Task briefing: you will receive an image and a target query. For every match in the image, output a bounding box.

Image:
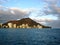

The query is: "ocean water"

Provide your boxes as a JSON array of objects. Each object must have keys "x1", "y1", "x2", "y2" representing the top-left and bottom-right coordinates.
[{"x1": 0, "y1": 28, "x2": 60, "y2": 45}]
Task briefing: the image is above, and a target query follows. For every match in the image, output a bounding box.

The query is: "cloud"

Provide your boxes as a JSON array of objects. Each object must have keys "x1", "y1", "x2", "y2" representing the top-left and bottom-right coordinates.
[
  {"x1": 42, "y1": 0, "x2": 60, "y2": 28},
  {"x1": 31, "y1": 16, "x2": 55, "y2": 25},
  {"x1": 0, "y1": 6, "x2": 31, "y2": 23},
  {"x1": 46, "y1": 20, "x2": 60, "y2": 28},
  {"x1": 44, "y1": 0, "x2": 60, "y2": 16}
]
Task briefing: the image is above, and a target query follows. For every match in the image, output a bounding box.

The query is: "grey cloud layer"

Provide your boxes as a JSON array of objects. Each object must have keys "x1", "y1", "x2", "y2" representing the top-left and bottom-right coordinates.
[
  {"x1": 43, "y1": 0, "x2": 60, "y2": 28},
  {"x1": 0, "y1": 7, "x2": 31, "y2": 23},
  {"x1": 44, "y1": 0, "x2": 60, "y2": 16}
]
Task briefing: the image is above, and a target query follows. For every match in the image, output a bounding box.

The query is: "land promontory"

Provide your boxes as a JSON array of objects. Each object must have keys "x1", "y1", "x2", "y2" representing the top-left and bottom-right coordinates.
[{"x1": 2, "y1": 18, "x2": 51, "y2": 28}]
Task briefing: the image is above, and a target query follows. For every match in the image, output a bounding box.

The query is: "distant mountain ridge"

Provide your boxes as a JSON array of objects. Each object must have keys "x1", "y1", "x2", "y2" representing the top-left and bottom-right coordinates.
[{"x1": 2, "y1": 18, "x2": 51, "y2": 28}]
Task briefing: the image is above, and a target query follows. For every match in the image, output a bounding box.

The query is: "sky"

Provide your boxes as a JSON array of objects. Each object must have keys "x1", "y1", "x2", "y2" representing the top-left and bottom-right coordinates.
[{"x1": 0, "y1": 0, "x2": 60, "y2": 28}]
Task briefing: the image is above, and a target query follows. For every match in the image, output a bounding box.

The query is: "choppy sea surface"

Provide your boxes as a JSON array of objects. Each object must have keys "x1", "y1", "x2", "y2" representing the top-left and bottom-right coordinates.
[{"x1": 0, "y1": 28, "x2": 60, "y2": 45}]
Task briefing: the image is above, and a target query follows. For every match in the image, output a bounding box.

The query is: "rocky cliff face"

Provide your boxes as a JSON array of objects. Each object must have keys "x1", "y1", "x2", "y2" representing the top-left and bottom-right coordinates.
[{"x1": 2, "y1": 18, "x2": 51, "y2": 28}]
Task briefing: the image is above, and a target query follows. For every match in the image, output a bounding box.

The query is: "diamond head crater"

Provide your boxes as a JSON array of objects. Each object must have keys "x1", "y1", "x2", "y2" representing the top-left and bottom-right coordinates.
[{"x1": 0, "y1": 18, "x2": 51, "y2": 28}]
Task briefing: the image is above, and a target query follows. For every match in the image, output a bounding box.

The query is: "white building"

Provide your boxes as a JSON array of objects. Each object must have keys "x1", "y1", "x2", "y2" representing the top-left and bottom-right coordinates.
[
  {"x1": 13, "y1": 24, "x2": 16, "y2": 28},
  {"x1": 17, "y1": 26, "x2": 20, "y2": 28},
  {"x1": 33, "y1": 25, "x2": 36, "y2": 28},
  {"x1": 37, "y1": 25, "x2": 42, "y2": 28},
  {"x1": 0, "y1": 23, "x2": 2, "y2": 28},
  {"x1": 8, "y1": 23, "x2": 13, "y2": 28},
  {"x1": 25, "y1": 24, "x2": 30, "y2": 28},
  {"x1": 22, "y1": 24, "x2": 26, "y2": 28},
  {"x1": 19, "y1": 25, "x2": 22, "y2": 28}
]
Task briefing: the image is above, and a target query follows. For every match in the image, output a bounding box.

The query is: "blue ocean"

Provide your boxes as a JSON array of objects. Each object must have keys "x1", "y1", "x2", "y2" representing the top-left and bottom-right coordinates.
[{"x1": 0, "y1": 28, "x2": 60, "y2": 45}]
